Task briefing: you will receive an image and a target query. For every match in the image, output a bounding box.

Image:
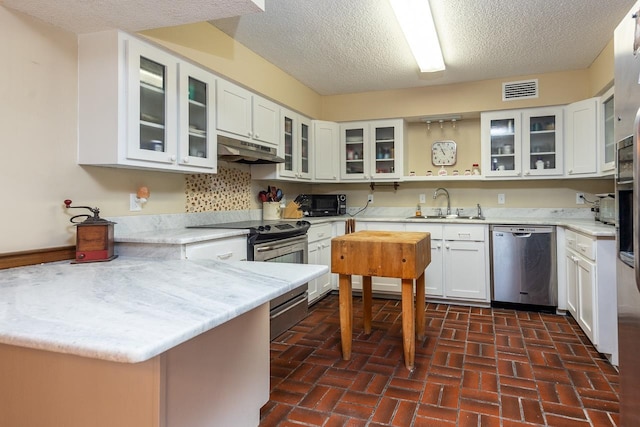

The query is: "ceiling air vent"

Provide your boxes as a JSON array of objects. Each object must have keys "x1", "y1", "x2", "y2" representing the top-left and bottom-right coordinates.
[{"x1": 502, "y1": 79, "x2": 538, "y2": 101}]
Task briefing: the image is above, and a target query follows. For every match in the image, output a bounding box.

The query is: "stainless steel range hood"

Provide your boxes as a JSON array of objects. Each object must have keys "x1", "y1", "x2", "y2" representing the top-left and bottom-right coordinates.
[{"x1": 217, "y1": 135, "x2": 285, "y2": 164}]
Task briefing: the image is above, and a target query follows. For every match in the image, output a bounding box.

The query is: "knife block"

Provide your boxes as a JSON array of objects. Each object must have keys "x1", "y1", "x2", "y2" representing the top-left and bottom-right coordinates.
[{"x1": 282, "y1": 201, "x2": 303, "y2": 219}]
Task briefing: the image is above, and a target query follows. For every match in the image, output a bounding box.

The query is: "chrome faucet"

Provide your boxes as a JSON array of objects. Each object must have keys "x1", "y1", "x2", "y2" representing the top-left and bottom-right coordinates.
[{"x1": 433, "y1": 188, "x2": 451, "y2": 215}]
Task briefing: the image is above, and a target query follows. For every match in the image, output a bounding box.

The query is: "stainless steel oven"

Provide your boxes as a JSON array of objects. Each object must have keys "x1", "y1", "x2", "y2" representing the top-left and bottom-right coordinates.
[{"x1": 188, "y1": 220, "x2": 311, "y2": 340}]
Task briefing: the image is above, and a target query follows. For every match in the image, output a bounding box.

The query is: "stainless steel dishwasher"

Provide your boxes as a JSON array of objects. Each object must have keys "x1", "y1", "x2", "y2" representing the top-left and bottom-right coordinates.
[{"x1": 490, "y1": 225, "x2": 557, "y2": 312}]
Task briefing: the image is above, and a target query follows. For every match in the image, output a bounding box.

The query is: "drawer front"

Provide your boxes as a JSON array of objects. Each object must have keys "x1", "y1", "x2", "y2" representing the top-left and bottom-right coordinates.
[
  {"x1": 405, "y1": 223, "x2": 443, "y2": 240},
  {"x1": 185, "y1": 237, "x2": 247, "y2": 261},
  {"x1": 308, "y1": 223, "x2": 333, "y2": 243},
  {"x1": 576, "y1": 233, "x2": 596, "y2": 261},
  {"x1": 565, "y1": 230, "x2": 577, "y2": 251},
  {"x1": 444, "y1": 224, "x2": 485, "y2": 241}
]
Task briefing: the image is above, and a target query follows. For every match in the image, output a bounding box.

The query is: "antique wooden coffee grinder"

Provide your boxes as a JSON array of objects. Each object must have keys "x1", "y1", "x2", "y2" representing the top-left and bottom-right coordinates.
[{"x1": 64, "y1": 199, "x2": 117, "y2": 263}]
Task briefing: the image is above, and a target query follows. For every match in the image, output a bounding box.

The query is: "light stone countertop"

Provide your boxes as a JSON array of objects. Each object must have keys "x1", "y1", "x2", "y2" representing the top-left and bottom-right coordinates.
[
  {"x1": 0, "y1": 258, "x2": 328, "y2": 363},
  {"x1": 113, "y1": 214, "x2": 615, "y2": 245}
]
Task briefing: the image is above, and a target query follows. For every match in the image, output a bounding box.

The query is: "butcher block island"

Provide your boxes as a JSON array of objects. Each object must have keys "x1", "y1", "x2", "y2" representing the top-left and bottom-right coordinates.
[
  {"x1": 331, "y1": 230, "x2": 431, "y2": 369},
  {"x1": 0, "y1": 258, "x2": 328, "y2": 427}
]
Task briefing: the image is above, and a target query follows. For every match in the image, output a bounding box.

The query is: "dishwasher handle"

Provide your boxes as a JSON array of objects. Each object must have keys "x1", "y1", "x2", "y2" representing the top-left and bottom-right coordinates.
[{"x1": 513, "y1": 232, "x2": 532, "y2": 238}]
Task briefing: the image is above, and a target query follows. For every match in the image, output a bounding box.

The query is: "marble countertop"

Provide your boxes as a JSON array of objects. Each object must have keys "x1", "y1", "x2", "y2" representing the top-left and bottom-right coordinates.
[
  {"x1": 114, "y1": 215, "x2": 615, "y2": 245},
  {"x1": 0, "y1": 258, "x2": 328, "y2": 363}
]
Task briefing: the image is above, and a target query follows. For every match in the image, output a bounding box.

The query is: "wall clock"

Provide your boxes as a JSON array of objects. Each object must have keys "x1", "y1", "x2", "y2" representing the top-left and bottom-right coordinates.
[{"x1": 431, "y1": 140, "x2": 457, "y2": 166}]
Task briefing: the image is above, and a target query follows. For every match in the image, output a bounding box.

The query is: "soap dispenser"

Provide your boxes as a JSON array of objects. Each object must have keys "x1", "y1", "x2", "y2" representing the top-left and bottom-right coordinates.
[{"x1": 416, "y1": 204, "x2": 422, "y2": 217}]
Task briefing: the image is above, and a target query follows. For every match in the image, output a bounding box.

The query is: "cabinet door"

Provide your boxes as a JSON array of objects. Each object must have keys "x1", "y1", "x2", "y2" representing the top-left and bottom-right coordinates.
[
  {"x1": 341, "y1": 122, "x2": 369, "y2": 180},
  {"x1": 370, "y1": 120, "x2": 403, "y2": 180},
  {"x1": 313, "y1": 120, "x2": 339, "y2": 181},
  {"x1": 565, "y1": 253, "x2": 578, "y2": 318},
  {"x1": 522, "y1": 108, "x2": 563, "y2": 176},
  {"x1": 177, "y1": 62, "x2": 217, "y2": 171},
  {"x1": 216, "y1": 79, "x2": 252, "y2": 139},
  {"x1": 317, "y1": 240, "x2": 332, "y2": 296},
  {"x1": 298, "y1": 117, "x2": 312, "y2": 179},
  {"x1": 444, "y1": 240, "x2": 487, "y2": 300},
  {"x1": 307, "y1": 243, "x2": 320, "y2": 302},
  {"x1": 252, "y1": 95, "x2": 280, "y2": 147},
  {"x1": 481, "y1": 111, "x2": 522, "y2": 177},
  {"x1": 577, "y1": 257, "x2": 597, "y2": 344},
  {"x1": 126, "y1": 39, "x2": 178, "y2": 164},
  {"x1": 280, "y1": 110, "x2": 297, "y2": 178},
  {"x1": 600, "y1": 88, "x2": 615, "y2": 174},
  {"x1": 566, "y1": 98, "x2": 598, "y2": 176},
  {"x1": 405, "y1": 223, "x2": 444, "y2": 297}
]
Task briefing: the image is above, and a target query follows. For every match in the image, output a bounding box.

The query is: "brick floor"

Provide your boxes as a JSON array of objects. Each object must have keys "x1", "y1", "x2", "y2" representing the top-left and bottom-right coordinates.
[{"x1": 260, "y1": 294, "x2": 619, "y2": 426}]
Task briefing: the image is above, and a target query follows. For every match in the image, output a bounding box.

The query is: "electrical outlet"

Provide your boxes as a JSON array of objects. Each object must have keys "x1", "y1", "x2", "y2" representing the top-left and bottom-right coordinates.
[
  {"x1": 367, "y1": 194, "x2": 374, "y2": 203},
  {"x1": 576, "y1": 192, "x2": 585, "y2": 204},
  {"x1": 129, "y1": 193, "x2": 142, "y2": 211},
  {"x1": 498, "y1": 193, "x2": 506, "y2": 205},
  {"x1": 419, "y1": 194, "x2": 426, "y2": 204}
]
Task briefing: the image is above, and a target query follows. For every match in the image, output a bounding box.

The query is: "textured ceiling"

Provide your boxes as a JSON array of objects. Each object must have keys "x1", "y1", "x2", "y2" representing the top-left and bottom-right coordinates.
[
  {"x1": 211, "y1": 0, "x2": 638, "y2": 95},
  {"x1": 0, "y1": 0, "x2": 264, "y2": 33},
  {"x1": 3, "y1": 0, "x2": 636, "y2": 96}
]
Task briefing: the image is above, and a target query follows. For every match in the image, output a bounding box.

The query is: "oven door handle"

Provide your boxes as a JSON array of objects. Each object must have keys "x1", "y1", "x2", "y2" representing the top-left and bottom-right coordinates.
[
  {"x1": 256, "y1": 246, "x2": 274, "y2": 253},
  {"x1": 269, "y1": 293, "x2": 308, "y2": 320}
]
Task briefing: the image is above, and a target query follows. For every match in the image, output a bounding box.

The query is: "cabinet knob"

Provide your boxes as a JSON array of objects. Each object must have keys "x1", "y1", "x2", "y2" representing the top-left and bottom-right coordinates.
[
  {"x1": 248, "y1": 131, "x2": 253, "y2": 137},
  {"x1": 569, "y1": 169, "x2": 573, "y2": 174},
  {"x1": 255, "y1": 133, "x2": 260, "y2": 139},
  {"x1": 183, "y1": 157, "x2": 189, "y2": 163},
  {"x1": 436, "y1": 244, "x2": 442, "y2": 249},
  {"x1": 170, "y1": 155, "x2": 176, "y2": 161},
  {"x1": 524, "y1": 170, "x2": 530, "y2": 175},
  {"x1": 445, "y1": 244, "x2": 450, "y2": 250}
]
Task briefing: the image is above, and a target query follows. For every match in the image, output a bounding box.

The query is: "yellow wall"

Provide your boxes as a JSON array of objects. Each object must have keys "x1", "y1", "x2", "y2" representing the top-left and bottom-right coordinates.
[
  {"x1": 140, "y1": 23, "x2": 323, "y2": 119},
  {"x1": 0, "y1": 7, "x2": 187, "y2": 253}
]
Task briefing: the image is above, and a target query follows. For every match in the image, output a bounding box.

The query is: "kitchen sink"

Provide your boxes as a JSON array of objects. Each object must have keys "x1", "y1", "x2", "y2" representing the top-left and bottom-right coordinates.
[{"x1": 406, "y1": 215, "x2": 485, "y2": 221}]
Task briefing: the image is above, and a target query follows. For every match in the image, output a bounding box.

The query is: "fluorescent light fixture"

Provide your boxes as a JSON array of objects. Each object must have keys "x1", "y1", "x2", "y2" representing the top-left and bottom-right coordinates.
[{"x1": 389, "y1": 0, "x2": 445, "y2": 72}]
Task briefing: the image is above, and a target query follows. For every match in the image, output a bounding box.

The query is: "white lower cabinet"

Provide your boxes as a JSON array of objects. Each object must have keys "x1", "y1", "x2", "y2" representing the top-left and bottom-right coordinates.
[
  {"x1": 185, "y1": 237, "x2": 247, "y2": 261},
  {"x1": 406, "y1": 223, "x2": 489, "y2": 302},
  {"x1": 564, "y1": 229, "x2": 617, "y2": 364},
  {"x1": 307, "y1": 223, "x2": 333, "y2": 303}
]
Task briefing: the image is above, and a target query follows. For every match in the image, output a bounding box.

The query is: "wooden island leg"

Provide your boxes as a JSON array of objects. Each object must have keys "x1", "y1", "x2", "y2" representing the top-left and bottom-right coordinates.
[
  {"x1": 416, "y1": 273, "x2": 426, "y2": 340},
  {"x1": 401, "y1": 278, "x2": 415, "y2": 369},
  {"x1": 338, "y1": 274, "x2": 353, "y2": 360},
  {"x1": 362, "y1": 276, "x2": 372, "y2": 334}
]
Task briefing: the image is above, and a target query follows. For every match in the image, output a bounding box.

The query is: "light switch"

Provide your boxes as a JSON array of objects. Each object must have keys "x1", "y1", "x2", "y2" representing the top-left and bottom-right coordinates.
[{"x1": 498, "y1": 194, "x2": 506, "y2": 205}]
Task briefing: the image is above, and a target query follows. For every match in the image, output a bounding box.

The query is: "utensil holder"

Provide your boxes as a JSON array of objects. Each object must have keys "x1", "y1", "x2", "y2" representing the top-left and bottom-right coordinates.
[{"x1": 263, "y1": 202, "x2": 281, "y2": 220}]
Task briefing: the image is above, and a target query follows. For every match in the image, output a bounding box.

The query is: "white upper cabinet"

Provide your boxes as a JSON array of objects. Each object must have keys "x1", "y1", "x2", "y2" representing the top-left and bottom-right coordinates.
[
  {"x1": 599, "y1": 87, "x2": 615, "y2": 175},
  {"x1": 216, "y1": 79, "x2": 279, "y2": 148},
  {"x1": 313, "y1": 120, "x2": 340, "y2": 182},
  {"x1": 78, "y1": 30, "x2": 217, "y2": 173},
  {"x1": 481, "y1": 111, "x2": 522, "y2": 177},
  {"x1": 252, "y1": 109, "x2": 312, "y2": 181},
  {"x1": 522, "y1": 107, "x2": 564, "y2": 177},
  {"x1": 340, "y1": 119, "x2": 405, "y2": 181},
  {"x1": 565, "y1": 98, "x2": 598, "y2": 177},
  {"x1": 481, "y1": 107, "x2": 563, "y2": 178}
]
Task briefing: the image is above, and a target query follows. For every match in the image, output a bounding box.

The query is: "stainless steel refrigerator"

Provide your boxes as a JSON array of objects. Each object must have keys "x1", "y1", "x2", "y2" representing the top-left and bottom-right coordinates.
[{"x1": 614, "y1": 2, "x2": 640, "y2": 424}]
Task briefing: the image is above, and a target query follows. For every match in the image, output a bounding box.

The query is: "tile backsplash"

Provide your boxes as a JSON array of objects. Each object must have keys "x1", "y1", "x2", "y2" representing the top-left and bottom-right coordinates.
[{"x1": 185, "y1": 165, "x2": 252, "y2": 212}]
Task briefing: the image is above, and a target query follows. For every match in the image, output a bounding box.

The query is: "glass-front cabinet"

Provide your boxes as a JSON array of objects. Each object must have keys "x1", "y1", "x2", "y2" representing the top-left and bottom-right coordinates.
[
  {"x1": 481, "y1": 111, "x2": 521, "y2": 177},
  {"x1": 600, "y1": 88, "x2": 615, "y2": 173},
  {"x1": 481, "y1": 107, "x2": 563, "y2": 178},
  {"x1": 277, "y1": 109, "x2": 311, "y2": 180},
  {"x1": 127, "y1": 41, "x2": 178, "y2": 164},
  {"x1": 340, "y1": 119, "x2": 404, "y2": 180},
  {"x1": 178, "y1": 62, "x2": 216, "y2": 169},
  {"x1": 78, "y1": 30, "x2": 217, "y2": 173},
  {"x1": 522, "y1": 108, "x2": 563, "y2": 177}
]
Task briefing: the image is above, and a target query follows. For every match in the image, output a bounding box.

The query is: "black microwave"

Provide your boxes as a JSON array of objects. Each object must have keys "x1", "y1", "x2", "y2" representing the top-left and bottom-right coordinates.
[{"x1": 296, "y1": 194, "x2": 346, "y2": 217}]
